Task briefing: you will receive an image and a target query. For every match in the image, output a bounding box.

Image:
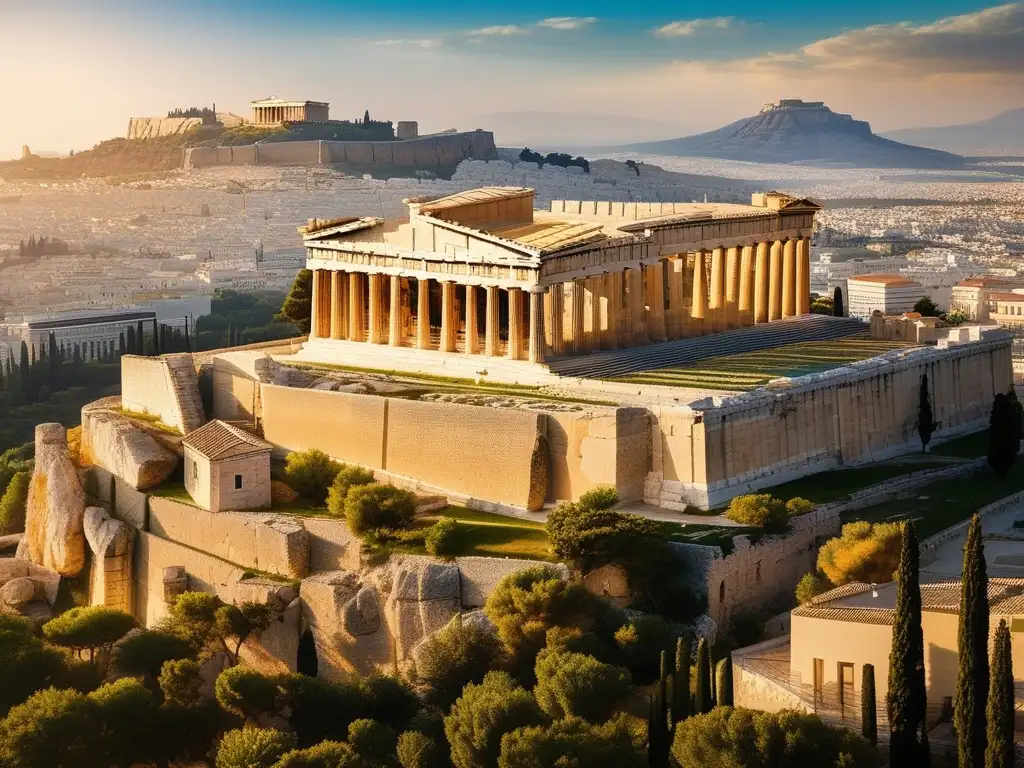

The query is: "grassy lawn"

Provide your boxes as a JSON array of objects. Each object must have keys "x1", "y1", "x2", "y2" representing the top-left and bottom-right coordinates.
[
  {"x1": 398, "y1": 507, "x2": 553, "y2": 561},
  {"x1": 766, "y1": 462, "x2": 930, "y2": 506},
  {"x1": 608, "y1": 336, "x2": 914, "y2": 391},
  {"x1": 841, "y1": 459, "x2": 1024, "y2": 539},
  {"x1": 930, "y1": 429, "x2": 988, "y2": 459}
]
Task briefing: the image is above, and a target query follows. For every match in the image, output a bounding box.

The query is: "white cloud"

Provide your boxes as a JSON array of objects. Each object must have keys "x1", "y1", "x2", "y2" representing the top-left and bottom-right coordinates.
[
  {"x1": 373, "y1": 38, "x2": 442, "y2": 49},
  {"x1": 537, "y1": 17, "x2": 598, "y2": 30},
  {"x1": 655, "y1": 17, "x2": 733, "y2": 37},
  {"x1": 469, "y1": 25, "x2": 526, "y2": 36}
]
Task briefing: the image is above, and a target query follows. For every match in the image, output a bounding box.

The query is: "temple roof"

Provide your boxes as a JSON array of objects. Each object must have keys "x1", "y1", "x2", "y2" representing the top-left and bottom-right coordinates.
[
  {"x1": 183, "y1": 420, "x2": 271, "y2": 461},
  {"x1": 484, "y1": 219, "x2": 608, "y2": 254},
  {"x1": 417, "y1": 187, "x2": 533, "y2": 215},
  {"x1": 300, "y1": 217, "x2": 383, "y2": 241}
]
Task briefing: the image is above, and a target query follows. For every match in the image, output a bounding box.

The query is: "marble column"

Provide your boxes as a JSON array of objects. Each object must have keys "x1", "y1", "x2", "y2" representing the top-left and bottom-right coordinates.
[
  {"x1": 583, "y1": 277, "x2": 597, "y2": 349},
  {"x1": 367, "y1": 273, "x2": 385, "y2": 344},
  {"x1": 529, "y1": 290, "x2": 545, "y2": 363},
  {"x1": 416, "y1": 278, "x2": 431, "y2": 349},
  {"x1": 628, "y1": 267, "x2": 646, "y2": 344},
  {"x1": 647, "y1": 261, "x2": 667, "y2": 342},
  {"x1": 348, "y1": 273, "x2": 365, "y2": 342},
  {"x1": 796, "y1": 237, "x2": 811, "y2": 315},
  {"x1": 725, "y1": 246, "x2": 741, "y2": 328},
  {"x1": 465, "y1": 285, "x2": 479, "y2": 354},
  {"x1": 507, "y1": 288, "x2": 524, "y2": 360},
  {"x1": 782, "y1": 239, "x2": 797, "y2": 318},
  {"x1": 605, "y1": 271, "x2": 622, "y2": 349},
  {"x1": 754, "y1": 242, "x2": 769, "y2": 324},
  {"x1": 668, "y1": 256, "x2": 685, "y2": 339},
  {"x1": 330, "y1": 271, "x2": 347, "y2": 340},
  {"x1": 485, "y1": 286, "x2": 500, "y2": 356},
  {"x1": 739, "y1": 245, "x2": 755, "y2": 327},
  {"x1": 569, "y1": 279, "x2": 586, "y2": 354},
  {"x1": 768, "y1": 241, "x2": 783, "y2": 322},
  {"x1": 440, "y1": 282, "x2": 457, "y2": 352},
  {"x1": 709, "y1": 247, "x2": 726, "y2": 332},
  {"x1": 310, "y1": 269, "x2": 321, "y2": 339},
  {"x1": 389, "y1": 275, "x2": 403, "y2": 346},
  {"x1": 691, "y1": 250, "x2": 708, "y2": 331},
  {"x1": 544, "y1": 285, "x2": 565, "y2": 357}
]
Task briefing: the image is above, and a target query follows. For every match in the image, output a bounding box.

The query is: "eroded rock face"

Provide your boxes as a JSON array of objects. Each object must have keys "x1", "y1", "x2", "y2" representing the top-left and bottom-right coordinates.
[
  {"x1": 84, "y1": 507, "x2": 133, "y2": 560},
  {"x1": 1, "y1": 577, "x2": 35, "y2": 607},
  {"x1": 80, "y1": 399, "x2": 179, "y2": 490},
  {"x1": 18, "y1": 423, "x2": 86, "y2": 577},
  {"x1": 381, "y1": 556, "x2": 460, "y2": 662}
]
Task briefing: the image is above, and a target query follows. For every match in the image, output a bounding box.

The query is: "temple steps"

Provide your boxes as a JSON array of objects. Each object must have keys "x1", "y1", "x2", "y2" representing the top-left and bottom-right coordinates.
[{"x1": 546, "y1": 315, "x2": 869, "y2": 380}]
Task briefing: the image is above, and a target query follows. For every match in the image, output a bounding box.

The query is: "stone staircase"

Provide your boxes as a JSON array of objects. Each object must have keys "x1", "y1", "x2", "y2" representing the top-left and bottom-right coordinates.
[
  {"x1": 546, "y1": 315, "x2": 870, "y2": 379},
  {"x1": 164, "y1": 354, "x2": 206, "y2": 433}
]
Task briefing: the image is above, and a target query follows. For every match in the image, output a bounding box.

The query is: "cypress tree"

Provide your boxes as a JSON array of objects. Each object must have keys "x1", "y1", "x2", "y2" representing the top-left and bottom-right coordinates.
[
  {"x1": 153, "y1": 320, "x2": 161, "y2": 355},
  {"x1": 126, "y1": 326, "x2": 136, "y2": 355},
  {"x1": 715, "y1": 657, "x2": 733, "y2": 707},
  {"x1": 862, "y1": 663, "x2": 877, "y2": 745},
  {"x1": 918, "y1": 374, "x2": 935, "y2": 452},
  {"x1": 888, "y1": 522, "x2": 929, "y2": 767},
  {"x1": 647, "y1": 692, "x2": 669, "y2": 768},
  {"x1": 118, "y1": 332, "x2": 126, "y2": 357},
  {"x1": 137, "y1": 321, "x2": 145, "y2": 354},
  {"x1": 47, "y1": 332, "x2": 59, "y2": 388},
  {"x1": 695, "y1": 638, "x2": 712, "y2": 715},
  {"x1": 833, "y1": 285, "x2": 844, "y2": 317},
  {"x1": 19, "y1": 341, "x2": 30, "y2": 394},
  {"x1": 954, "y1": 514, "x2": 989, "y2": 768},
  {"x1": 672, "y1": 636, "x2": 691, "y2": 725},
  {"x1": 988, "y1": 393, "x2": 1020, "y2": 477},
  {"x1": 184, "y1": 322, "x2": 191, "y2": 352},
  {"x1": 659, "y1": 650, "x2": 669, "y2": 722},
  {"x1": 984, "y1": 619, "x2": 1014, "y2": 768}
]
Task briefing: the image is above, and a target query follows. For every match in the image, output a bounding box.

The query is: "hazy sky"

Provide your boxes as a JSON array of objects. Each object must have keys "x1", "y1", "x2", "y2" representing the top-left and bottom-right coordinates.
[{"x1": 2, "y1": 0, "x2": 1023, "y2": 159}]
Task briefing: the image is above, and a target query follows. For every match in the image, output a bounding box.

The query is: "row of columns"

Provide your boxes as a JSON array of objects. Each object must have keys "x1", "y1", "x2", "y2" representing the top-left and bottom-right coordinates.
[
  {"x1": 253, "y1": 106, "x2": 304, "y2": 124},
  {"x1": 310, "y1": 270, "x2": 546, "y2": 363},
  {"x1": 544, "y1": 237, "x2": 811, "y2": 355}
]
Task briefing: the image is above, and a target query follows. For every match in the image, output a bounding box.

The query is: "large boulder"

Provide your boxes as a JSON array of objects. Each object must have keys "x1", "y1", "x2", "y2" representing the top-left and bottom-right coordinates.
[
  {"x1": 80, "y1": 399, "x2": 179, "y2": 490},
  {"x1": 84, "y1": 506, "x2": 134, "y2": 560},
  {"x1": 18, "y1": 423, "x2": 86, "y2": 577},
  {"x1": 380, "y1": 556, "x2": 460, "y2": 661}
]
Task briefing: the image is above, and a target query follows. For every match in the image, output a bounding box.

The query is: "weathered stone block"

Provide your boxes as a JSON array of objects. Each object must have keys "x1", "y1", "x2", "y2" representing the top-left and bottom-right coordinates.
[
  {"x1": 81, "y1": 403, "x2": 179, "y2": 490},
  {"x1": 1, "y1": 577, "x2": 35, "y2": 607},
  {"x1": 342, "y1": 587, "x2": 380, "y2": 636}
]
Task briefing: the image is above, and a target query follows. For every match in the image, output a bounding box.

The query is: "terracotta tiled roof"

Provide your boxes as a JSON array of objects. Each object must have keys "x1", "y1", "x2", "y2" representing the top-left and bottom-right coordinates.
[
  {"x1": 808, "y1": 582, "x2": 875, "y2": 605},
  {"x1": 792, "y1": 605, "x2": 895, "y2": 625},
  {"x1": 987, "y1": 292, "x2": 1024, "y2": 303},
  {"x1": 849, "y1": 274, "x2": 921, "y2": 287},
  {"x1": 182, "y1": 420, "x2": 271, "y2": 461},
  {"x1": 955, "y1": 279, "x2": 1016, "y2": 288}
]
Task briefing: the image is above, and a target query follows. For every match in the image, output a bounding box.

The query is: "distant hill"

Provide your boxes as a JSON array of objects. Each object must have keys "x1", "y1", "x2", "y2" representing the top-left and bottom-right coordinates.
[
  {"x1": 609, "y1": 100, "x2": 965, "y2": 169},
  {"x1": 464, "y1": 112, "x2": 688, "y2": 151},
  {"x1": 881, "y1": 108, "x2": 1024, "y2": 156}
]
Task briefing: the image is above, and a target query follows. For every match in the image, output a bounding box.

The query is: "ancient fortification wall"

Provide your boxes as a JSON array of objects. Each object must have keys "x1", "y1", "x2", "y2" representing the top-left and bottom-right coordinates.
[
  {"x1": 183, "y1": 131, "x2": 497, "y2": 170},
  {"x1": 646, "y1": 333, "x2": 1013, "y2": 509},
  {"x1": 126, "y1": 117, "x2": 202, "y2": 140},
  {"x1": 259, "y1": 384, "x2": 548, "y2": 509},
  {"x1": 121, "y1": 354, "x2": 205, "y2": 434}
]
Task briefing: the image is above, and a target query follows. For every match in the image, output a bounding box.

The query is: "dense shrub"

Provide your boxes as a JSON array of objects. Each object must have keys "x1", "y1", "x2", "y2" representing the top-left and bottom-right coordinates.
[
  {"x1": 576, "y1": 485, "x2": 619, "y2": 511},
  {"x1": 424, "y1": 517, "x2": 461, "y2": 557},
  {"x1": 284, "y1": 449, "x2": 342, "y2": 504},
  {"x1": 0, "y1": 687, "x2": 101, "y2": 768},
  {"x1": 785, "y1": 497, "x2": 815, "y2": 517},
  {"x1": 397, "y1": 730, "x2": 449, "y2": 768},
  {"x1": 444, "y1": 671, "x2": 544, "y2": 768},
  {"x1": 817, "y1": 521, "x2": 903, "y2": 587},
  {"x1": 88, "y1": 678, "x2": 164, "y2": 768},
  {"x1": 114, "y1": 630, "x2": 193, "y2": 681},
  {"x1": 215, "y1": 666, "x2": 281, "y2": 722},
  {"x1": 416, "y1": 615, "x2": 507, "y2": 708},
  {"x1": 0, "y1": 470, "x2": 30, "y2": 534},
  {"x1": 0, "y1": 614, "x2": 76, "y2": 716},
  {"x1": 42, "y1": 606, "x2": 136, "y2": 665},
  {"x1": 279, "y1": 673, "x2": 363, "y2": 746},
  {"x1": 671, "y1": 707, "x2": 876, "y2": 768},
  {"x1": 533, "y1": 648, "x2": 631, "y2": 722},
  {"x1": 498, "y1": 714, "x2": 645, "y2": 768},
  {"x1": 273, "y1": 740, "x2": 362, "y2": 767},
  {"x1": 795, "y1": 572, "x2": 831, "y2": 605},
  {"x1": 613, "y1": 614, "x2": 677, "y2": 681},
  {"x1": 546, "y1": 502, "x2": 660, "y2": 573},
  {"x1": 357, "y1": 674, "x2": 421, "y2": 731},
  {"x1": 348, "y1": 718, "x2": 398, "y2": 764},
  {"x1": 345, "y1": 483, "x2": 417, "y2": 535},
  {"x1": 326, "y1": 464, "x2": 377, "y2": 516},
  {"x1": 723, "y1": 494, "x2": 808, "y2": 532},
  {"x1": 217, "y1": 727, "x2": 297, "y2": 768},
  {"x1": 159, "y1": 658, "x2": 203, "y2": 707}
]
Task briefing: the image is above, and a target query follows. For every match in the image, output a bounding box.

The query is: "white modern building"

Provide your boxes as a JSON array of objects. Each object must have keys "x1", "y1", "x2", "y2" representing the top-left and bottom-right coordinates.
[
  {"x1": 846, "y1": 274, "x2": 926, "y2": 320},
  {"x1": 0, "y1": 308, "x2": 157, "y2": 361}
]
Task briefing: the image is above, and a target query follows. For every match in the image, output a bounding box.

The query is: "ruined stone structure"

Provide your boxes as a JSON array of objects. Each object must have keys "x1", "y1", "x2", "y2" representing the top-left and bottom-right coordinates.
[
  {"x1": 251, "y1": 96, "x2": 330, "y2": 125},
  {"x1": 120, "y1": 354, "x2": 205, "y2": 433},
  {"x1": 298, "y1": 188, "x2": 817, "y2": 376}
]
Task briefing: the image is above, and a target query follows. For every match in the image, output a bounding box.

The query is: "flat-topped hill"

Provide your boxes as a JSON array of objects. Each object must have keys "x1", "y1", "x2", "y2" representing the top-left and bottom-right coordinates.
[{"x1": 615, "y1": 100, "x2": 966, "y2": 169}]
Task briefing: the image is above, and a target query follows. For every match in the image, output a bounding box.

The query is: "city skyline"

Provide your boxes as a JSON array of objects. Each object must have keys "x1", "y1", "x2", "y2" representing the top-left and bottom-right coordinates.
[{"x1": 2, "y1": 0, "x2": 1023, "y2": 159}]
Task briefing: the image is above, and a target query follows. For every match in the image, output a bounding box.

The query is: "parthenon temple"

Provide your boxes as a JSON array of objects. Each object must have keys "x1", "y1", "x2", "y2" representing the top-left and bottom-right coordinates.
[
  {"x1": 250, "y1": 96, "x2": 330, "y2": 125},
  {"x1": 298, "y1": 187, "x2": 819, "y2": 377}
]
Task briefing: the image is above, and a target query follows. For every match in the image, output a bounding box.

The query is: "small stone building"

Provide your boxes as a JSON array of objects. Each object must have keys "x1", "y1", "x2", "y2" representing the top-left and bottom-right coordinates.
[{"x1": 182, "y1": 420, "x2": 272, "y2": 513}]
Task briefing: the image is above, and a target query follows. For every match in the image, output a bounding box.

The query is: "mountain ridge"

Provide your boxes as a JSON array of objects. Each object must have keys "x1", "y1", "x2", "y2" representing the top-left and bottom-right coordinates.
[{"x1": 881, "y1": 108, "x2": 1024, "y2": 156}]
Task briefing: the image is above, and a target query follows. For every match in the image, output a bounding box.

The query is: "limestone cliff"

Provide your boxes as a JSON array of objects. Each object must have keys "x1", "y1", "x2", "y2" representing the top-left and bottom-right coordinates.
[
  {"x1": 80, "y1": 397, "x2": 181, "y2": 490},
  {"x1": 18, "y1": 424, "x2": 86, "y2": 577}
]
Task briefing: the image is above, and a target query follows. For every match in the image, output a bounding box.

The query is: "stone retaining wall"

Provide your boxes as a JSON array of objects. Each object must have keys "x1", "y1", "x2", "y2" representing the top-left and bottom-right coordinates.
[{"x1": 121, "y1": 354, "x2": 205, "y2": 434}]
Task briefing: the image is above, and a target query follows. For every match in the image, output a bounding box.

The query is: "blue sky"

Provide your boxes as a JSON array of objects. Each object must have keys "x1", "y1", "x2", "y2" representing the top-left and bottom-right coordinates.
[{"x1": 2, "y1": 1, "x2": 1022, "y2": 158}]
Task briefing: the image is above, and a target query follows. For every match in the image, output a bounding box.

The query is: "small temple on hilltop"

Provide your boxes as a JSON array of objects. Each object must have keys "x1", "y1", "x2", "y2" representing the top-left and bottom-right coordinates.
[{"x1": 295, "y1": 187, "x2": 820, "y2": 378}]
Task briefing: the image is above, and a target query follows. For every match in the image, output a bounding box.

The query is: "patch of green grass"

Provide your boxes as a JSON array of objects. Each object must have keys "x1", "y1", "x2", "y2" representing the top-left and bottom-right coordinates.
[
  {"x1": 655, "y1": 521, "x2": 761, "y2": 554},
  {"x1": 930, "y1": 430, "x2": 987, "y2": 459},
  {"x1": 149, "y1": 481, "x2": 195, "y2": 505},
  {"x1": 408, "y1": 506, "x2": 553, "y2": 561},
  {"x1": 766, "y1": 463, "x2": 929, "y2": 506},
  {"x1": 608, "y1": 336, "x2": 915, "y2": 391},
  {"x1": 843, "y1": 459, "x2": 1024, "y2": 539},
  {"x1": 121, "y1": 409, "x2": 181, "y2": 435}
]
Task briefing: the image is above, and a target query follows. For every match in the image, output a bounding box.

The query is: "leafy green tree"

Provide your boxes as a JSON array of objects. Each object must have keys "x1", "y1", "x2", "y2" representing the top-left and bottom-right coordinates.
[
  {"x1": 0, "y1": 687, "x2": 102, "y2": 768},
  {"x1": 613, "y1": 614, "x2": 676, "y2": 682},
  {"x1": 913, "y1": 296, "x2": 940, "y2": 317},
  {"x1": 161, "y1": 591, "x2": 273, "y2": 664},
  {"x1": 276, "y1": 269, "x2": 313, "y2": 334},
  {"x1": 215, "y1": 665, "x2": 281, "y2": 723},
  {"x1": 499, "y1": 714, "x2": 644, "y2": 768},
  {"x1": 216, "y1": 727, "x2": 297, "y2": 768},
  {"x1": 862, "y1": 663, "x2": 877, "y2": 745},
  {"x1": 795, "y1": 572, "x2": 830, "y2": 605},
  {"x1": 114, "y1": 629, "x2": 193, "y2": 685},
  {"x1": 425, "y1": 517, "x2": 460, "y2": 557},
  {"x1": 273, "y1": 740, "x2": 362, "y2": 767},
  {"x1": 533, "y1": 647, "x2": 631, "y2": 723},
  {"x1": 0, "y1": 615, "x2": 79, "y2": 717},
  {"x1": 416, "y1": 614, "x2": 508, "y2": 708},
  {"x1": 397, "y1": 730, "x2": 449, "y2": 768},
  {"x1": 671, "y1": 707, "x2": 876, "y2": 768},
  {"x1": 444, "y1": 671, "x2": 544, "y2": 768},
  {"x1": 694, "y1": 638, "x2": 712, "y2": 714},
  {"x1": 715, "y1": 657, "x2": 733, "y2": 707},
  {"x1": 918, "y1": 374, "x2": 936, "y2": 451},
  {"x1": 348, "y1": 718, "x2": 398, "y2": 765},
  {"x1": 985, "y1": 620, "x2": 1015, "y2": 768},
  {"x1": 217, "y1": 601, "x2": 274, "y2": 664},
  {"x1": 887, "y1": 523, "x2": 929, "y2": 766},
  {"x1": 278, "y1": 673, "x2": 363, "y2": 746},
  {"x1": 284, "y1": 448, "x2": 342, "y2": 504},
  {"x1": 988, "y1": 392, "x2": 1020, "y2": 477},
  {"x1": 0, "y1": 470, "x2": 30, "y2": 534},
  {"x1": 955, "y1": 514, "x2": 989, "y2": 768},
  {"x1": 345, "y1": 483, "x2": 417, "y2": 535},
  {"x1": 357, "y1": 674, "x2": 421, "y2": 732},
  {"x1": 673, "y1": 636, "x2": 691, "y2": 725},
  {"x1": 159, "y1": 657, "x2": 204, "y2": 707},
  {"x1": 88, "y1": 678, "x2": 164, "y2": 768},
  {"x1": 326, "y1": 464, "x2": 376, "y2": 516},
  {"x1": 816, "y1": 521, "x2": 904, "y2": 587},
  {"x1": 546, "y1": 499, "x2": 660, "y2": 573},
  {"x1": 42, "y1": 606, "x2": 136, "y2": 666},
  {"x1": 833, "y1": 286, "x2": 845, "y2": 317},
  {"x1": 723, "y1": 493, "x2": 790, "y2": 531}
]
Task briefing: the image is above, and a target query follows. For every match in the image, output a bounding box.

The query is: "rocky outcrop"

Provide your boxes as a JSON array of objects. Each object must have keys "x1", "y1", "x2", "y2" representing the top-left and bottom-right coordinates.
[
  {"x1": 0, "y1": 556, "x2": 61, "y2": 620},
  {"x1": 81, "y1": 399, "x2": 180, "y2": 490},
  {"x1": 18, "y1": 423, "x2": 86, "y2": 577},
  {"x1": 84, "y1": 506, "x2": 136, "y2": 612},
  {"x1": 382, "y1": 556, "x2": 461, "y2": 662}
]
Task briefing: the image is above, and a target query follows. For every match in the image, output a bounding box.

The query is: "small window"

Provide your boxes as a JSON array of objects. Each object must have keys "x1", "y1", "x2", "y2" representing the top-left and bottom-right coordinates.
[
  {"x1": 234, "y1": 474, "x2": 243, "y2": 490},
  {"x1": 192, "y1": 460, "x2": 198, "y2": 480},
  {"x1": 755, "y1": 561, "x2": 762, "y2": 584}
]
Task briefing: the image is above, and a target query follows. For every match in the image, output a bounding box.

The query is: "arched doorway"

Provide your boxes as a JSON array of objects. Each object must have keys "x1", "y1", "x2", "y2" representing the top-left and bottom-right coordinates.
[{"x1": 297, "y1": 629, "x2": 319, "y2": 677}]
